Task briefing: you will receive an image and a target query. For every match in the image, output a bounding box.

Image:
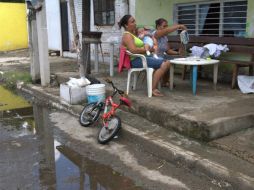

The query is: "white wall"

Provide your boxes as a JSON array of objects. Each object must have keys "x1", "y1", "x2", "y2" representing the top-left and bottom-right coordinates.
[
  {"x1": 45, "y1": 0, "x2": 62, "y2": 52},
  {"x1": 90, "y1": 0, "x2": 129, "y2": 62},
  {"x1": 63, "y1": 0, "x2": 131, "y2": 61}
]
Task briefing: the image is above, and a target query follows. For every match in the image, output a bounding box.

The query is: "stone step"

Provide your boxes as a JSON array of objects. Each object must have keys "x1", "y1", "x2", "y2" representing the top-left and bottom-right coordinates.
[
  {"x1": 54, "y1": 70, "x2": 254, "y2": 141},
  {"x1": 124, "y1": 92, "x2": 254, "y2": 141},
  {"x1": 117, "y1": 109, "x2": 254, "y2": 190},
  {"x1": 210, "y1": 127, "x2": 254, "y2": 165},
  {"x1": 19, "y1": 84, "x2": 254, "y2": 189}
]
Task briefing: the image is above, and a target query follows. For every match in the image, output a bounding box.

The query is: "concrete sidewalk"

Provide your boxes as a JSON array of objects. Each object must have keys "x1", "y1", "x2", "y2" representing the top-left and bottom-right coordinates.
[
  {"x1": 1, "y1": 50, "x2": 254, "y2": 188},
  {"x1": 56, "y1": 66, "x2": 254, "y2": 163},
  {"x1": 17, "y1": 81, "x2": 254, "y2": 189},
  {"x1": 1, "y1": 50, "x2": 253, "y2": 149},
  {"x1": 1, "y1": 50, "x2": 253, "y2": 155}
]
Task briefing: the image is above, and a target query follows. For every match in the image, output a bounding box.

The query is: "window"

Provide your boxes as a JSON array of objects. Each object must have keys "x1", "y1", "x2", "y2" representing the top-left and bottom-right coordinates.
[
  {"x1": 94, "y1": 0, "x2": 115, "y2": 26},
  {"x1": 175, "y1": 0, "x2": 247, "y2": 37}
]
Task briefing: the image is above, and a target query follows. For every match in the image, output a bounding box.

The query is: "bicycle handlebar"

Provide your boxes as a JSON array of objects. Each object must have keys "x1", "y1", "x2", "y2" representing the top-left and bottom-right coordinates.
[{"x1": 104, "y1": 78, "x2": 125, "y2": 96}]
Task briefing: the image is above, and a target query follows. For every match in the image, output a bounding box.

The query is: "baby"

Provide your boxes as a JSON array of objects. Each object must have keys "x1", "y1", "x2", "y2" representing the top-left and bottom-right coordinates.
[{"x1": 137, "y1": 27, "x2": 159, "y2": 59}]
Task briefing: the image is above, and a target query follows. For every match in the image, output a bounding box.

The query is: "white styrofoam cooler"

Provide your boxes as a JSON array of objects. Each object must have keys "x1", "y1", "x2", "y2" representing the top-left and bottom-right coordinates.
[{"x1": 60, "y1": 84, "x2": 86, "y2": 104}]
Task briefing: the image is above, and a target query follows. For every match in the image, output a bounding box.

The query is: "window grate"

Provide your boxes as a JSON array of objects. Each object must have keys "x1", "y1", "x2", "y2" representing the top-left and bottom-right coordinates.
[
  {"x1": 175, "y1": 0, "x2": 247, "y2": 37},
  {"x1": 94, "y1": 0, "x2": 115, "y2": 26}
]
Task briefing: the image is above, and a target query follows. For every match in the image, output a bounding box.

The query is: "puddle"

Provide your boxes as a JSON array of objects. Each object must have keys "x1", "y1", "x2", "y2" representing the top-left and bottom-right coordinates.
[
  {"x1": 53, "y1": 142, "x2": 143, "y2": 190},
  {"x1": 0, "y1": 87, "x2": 143, "y2": 190},
  {"x1": 0, "y1": 85, "x2": 31, "y2": 111},
  {"x1": 35, "y1": 104, "x2": 144, "y2": 190},
  {"x1": 0, "y1": 107, "x2": 35, "y2": 138}
]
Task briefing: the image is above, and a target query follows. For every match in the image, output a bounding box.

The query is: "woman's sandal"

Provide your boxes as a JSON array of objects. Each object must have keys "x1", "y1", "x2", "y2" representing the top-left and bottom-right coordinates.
[{"x1": 152, "y1": 89, "x2": 164, "y2": 97}]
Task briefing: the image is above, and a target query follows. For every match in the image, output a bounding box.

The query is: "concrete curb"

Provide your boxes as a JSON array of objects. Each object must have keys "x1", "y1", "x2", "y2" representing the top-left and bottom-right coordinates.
[
  {"x1": 122, "y1": 124, "x2": 254, "y2": 190},
  {"x1": 52, "y1": 72, "x2": 254, "y2": 141},
  {"x1": 18, "y1": 84, "x2": 254, "y2": 190},
  {"x1": 126, "y1": 95, "x2": 254, "y2": 141}
]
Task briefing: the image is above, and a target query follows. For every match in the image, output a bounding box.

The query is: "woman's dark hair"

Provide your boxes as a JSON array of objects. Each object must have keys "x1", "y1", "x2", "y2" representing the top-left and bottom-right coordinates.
[
  {"x1": 155, "y1": 18, "x2": 167, "y2": 28},
  {"x1": 118, "y1": 15, "x2": 132, "y2": 29}
]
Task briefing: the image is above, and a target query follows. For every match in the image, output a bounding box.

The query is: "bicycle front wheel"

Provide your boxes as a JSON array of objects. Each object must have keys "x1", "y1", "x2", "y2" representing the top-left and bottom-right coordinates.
[
  {"x1": 79, "y1": 102, "x2": 101, "y2": 127},
  {"x1": 97, "y1": 116, "x2": 121, "y2": 144}
]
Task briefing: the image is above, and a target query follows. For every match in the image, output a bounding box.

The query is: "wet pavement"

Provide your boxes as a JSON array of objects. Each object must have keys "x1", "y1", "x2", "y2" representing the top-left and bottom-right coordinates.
[
  {"x1": 0, "y1": 87, "x2": 226, "y2": 190},
  {"x1": 0, "y1": 87, "x2": 144, "y2": 190},
  {"x1": 1, "y1": 49, "x2": 254, "y2": 189}
]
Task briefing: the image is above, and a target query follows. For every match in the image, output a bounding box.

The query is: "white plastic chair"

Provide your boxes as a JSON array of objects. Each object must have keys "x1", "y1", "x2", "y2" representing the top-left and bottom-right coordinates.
[{"x1": 126, "y1": 50, "x2": 154, "y2": 98}]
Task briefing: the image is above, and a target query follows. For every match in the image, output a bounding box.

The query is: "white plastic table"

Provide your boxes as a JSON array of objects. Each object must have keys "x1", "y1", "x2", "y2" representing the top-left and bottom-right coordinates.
[{"x1": 170, "y1": 58, "x2": 219, "y2": 95}]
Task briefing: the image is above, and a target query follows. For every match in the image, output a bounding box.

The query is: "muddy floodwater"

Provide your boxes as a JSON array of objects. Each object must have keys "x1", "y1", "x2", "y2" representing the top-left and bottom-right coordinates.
[{"x1": 0, "y1": 86, "x2": 143, "y2": 190}]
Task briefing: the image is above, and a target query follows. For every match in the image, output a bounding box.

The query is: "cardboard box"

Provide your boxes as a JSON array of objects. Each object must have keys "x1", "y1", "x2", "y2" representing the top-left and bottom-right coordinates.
[{"x1": 60, "y1": 84, "x2": 86, "y2": 104}]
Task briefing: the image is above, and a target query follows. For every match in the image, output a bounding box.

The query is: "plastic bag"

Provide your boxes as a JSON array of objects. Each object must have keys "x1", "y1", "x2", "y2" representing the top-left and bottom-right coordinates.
[{"x1": 237, "y1": 75, "x2": 254, "y2": 94}]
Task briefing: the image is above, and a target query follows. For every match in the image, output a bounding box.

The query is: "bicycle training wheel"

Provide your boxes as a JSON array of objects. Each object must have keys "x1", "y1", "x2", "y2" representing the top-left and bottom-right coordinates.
[
  {"x1": 79, "y1": 102, "x2": 101, "y2": 127},
  {"x1": 97, "y1": 116, "x2": 121, "y2": 144}
]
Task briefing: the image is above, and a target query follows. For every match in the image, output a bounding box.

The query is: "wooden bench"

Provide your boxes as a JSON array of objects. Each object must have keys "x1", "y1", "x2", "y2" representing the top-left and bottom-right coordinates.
[{"x1": 167, "y1": 36, "x2": 254, "y2": 88}]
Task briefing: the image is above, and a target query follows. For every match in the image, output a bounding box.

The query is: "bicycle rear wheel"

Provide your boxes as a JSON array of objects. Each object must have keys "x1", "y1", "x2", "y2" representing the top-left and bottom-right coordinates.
[
  {"x1": 79, "y1": 102, "x2": 101, "y2": 127},
  {"x1": 97, "y1": 116, "x2": 121, "y2": 144}
]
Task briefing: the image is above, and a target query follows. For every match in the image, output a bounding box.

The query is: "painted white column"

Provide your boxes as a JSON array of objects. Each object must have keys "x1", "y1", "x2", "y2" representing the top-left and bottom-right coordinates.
[
  {"x1": 36, "y1": 1, "x2": 50, "y2": 86},
  {"x1": 28, "y1": 9, "x2": 40, "y2": 82}
]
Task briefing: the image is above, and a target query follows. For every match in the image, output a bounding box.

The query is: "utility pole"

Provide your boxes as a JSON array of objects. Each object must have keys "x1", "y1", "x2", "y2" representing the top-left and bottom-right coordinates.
[
  {"x1": 36, "y1": 0, "x2": 50, "y2": 86},
  {"x1": 26, "y1": 0, "x2": 50, "y2": 86},
  {"x1": 68, "y1": 0, "x2": 91, "y2": 76},
  {"x1": 27, "y1": 3, "x2": 40, "y2": 82},
  {"x1": 69, "y1": 0, "x2": 85, "y2": 77},
  {"x1": 82, "y1": 0, "x2": 91, "y2": 75}
]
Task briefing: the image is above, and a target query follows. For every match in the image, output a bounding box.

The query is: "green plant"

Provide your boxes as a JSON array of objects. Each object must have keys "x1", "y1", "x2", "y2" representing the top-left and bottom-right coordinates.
[{"x1": 1, "y1": 71, "x2": 32, "y2": 91}]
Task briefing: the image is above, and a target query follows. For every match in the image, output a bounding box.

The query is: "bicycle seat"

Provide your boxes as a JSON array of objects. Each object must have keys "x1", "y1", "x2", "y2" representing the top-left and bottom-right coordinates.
[{"x1": 120, "y1": 97, "x2": 131, "y2": 107}]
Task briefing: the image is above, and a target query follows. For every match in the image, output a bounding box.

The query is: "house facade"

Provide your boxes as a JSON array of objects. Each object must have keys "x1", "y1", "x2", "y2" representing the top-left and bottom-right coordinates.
[
  {"x1": 135, "y1": 0, "x2": 254, "y2": 38},
  {"x1": 45, "y1": 0, "x2": 254, "y2": 60}
]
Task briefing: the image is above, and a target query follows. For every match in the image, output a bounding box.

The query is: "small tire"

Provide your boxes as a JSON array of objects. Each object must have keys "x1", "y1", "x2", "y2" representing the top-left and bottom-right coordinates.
[
  {"x1": 97, "y1": 116, "x2": 121, "y2": 144},
  {"x1": 79, "y1": 102, "x2": 101, "y2": 127}
]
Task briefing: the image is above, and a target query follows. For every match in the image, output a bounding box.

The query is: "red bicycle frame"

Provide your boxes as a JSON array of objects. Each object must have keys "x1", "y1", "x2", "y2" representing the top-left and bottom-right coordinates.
[
  {"x1": 101, "y1": 96, "x2": 120, "y2": 126},
  {"x1": 99, "y1": 79, "x2": 131, "y2": 128}
]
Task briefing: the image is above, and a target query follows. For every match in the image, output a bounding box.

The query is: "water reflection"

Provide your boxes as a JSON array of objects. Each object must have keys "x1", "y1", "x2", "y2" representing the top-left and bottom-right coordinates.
[
  {"x1": 55, "y1": 145, "x2": 144, "y2": 190},
  {"x1": 32, "y1": 104, "x2": 143, "y2": 190},
  {"x1": 0, "y1": 97, "x2": 143, "y2": 190},
  {"x1": 33, "y1": 104, "x2": 56, "y2": 189},
  {"x1": 0, "y1": 107, "x2": 35, "y2": 137}
]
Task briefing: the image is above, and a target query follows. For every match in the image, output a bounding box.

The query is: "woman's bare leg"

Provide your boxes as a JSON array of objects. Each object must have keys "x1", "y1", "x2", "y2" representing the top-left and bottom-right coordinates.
[
  {"x1": 152, "y1": 61, "x2": 170, "y2": 92},
  {"x1": 162, "y1": 71, "x2": 169, "y2": 85}
]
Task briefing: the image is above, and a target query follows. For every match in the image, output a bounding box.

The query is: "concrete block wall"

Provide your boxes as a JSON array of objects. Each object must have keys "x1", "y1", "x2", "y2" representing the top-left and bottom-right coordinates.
[{"x1": 90, "y1": 0, "x2": 129, "y2": 64}]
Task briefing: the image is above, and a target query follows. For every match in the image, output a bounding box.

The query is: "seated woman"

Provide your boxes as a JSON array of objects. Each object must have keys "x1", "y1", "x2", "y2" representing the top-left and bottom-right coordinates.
[
  {"x1": 153, "y1": 18, "x2": 187, "y2": 86},
  {"x1": 153, "y1": 18, "x2": 187, "y2": 59},
  {"x1": 118, "y1": 15, "x2": 170, "y2": 97}
]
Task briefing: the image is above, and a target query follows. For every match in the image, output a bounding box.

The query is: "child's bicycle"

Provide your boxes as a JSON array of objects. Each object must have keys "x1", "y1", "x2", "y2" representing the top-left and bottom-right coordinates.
[{"x1": 79, "y1": 79, "x2": 131, "y2": 144}]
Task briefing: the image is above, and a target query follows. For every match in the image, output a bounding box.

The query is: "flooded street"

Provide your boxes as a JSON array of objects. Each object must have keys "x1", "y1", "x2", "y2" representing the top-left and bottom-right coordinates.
[
  {"x1": 0, "y1": 86, "x2": 228, "y2": 190},
  {"x1": 0, "y1": 86, "x2": 143, "y2": 190}
]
